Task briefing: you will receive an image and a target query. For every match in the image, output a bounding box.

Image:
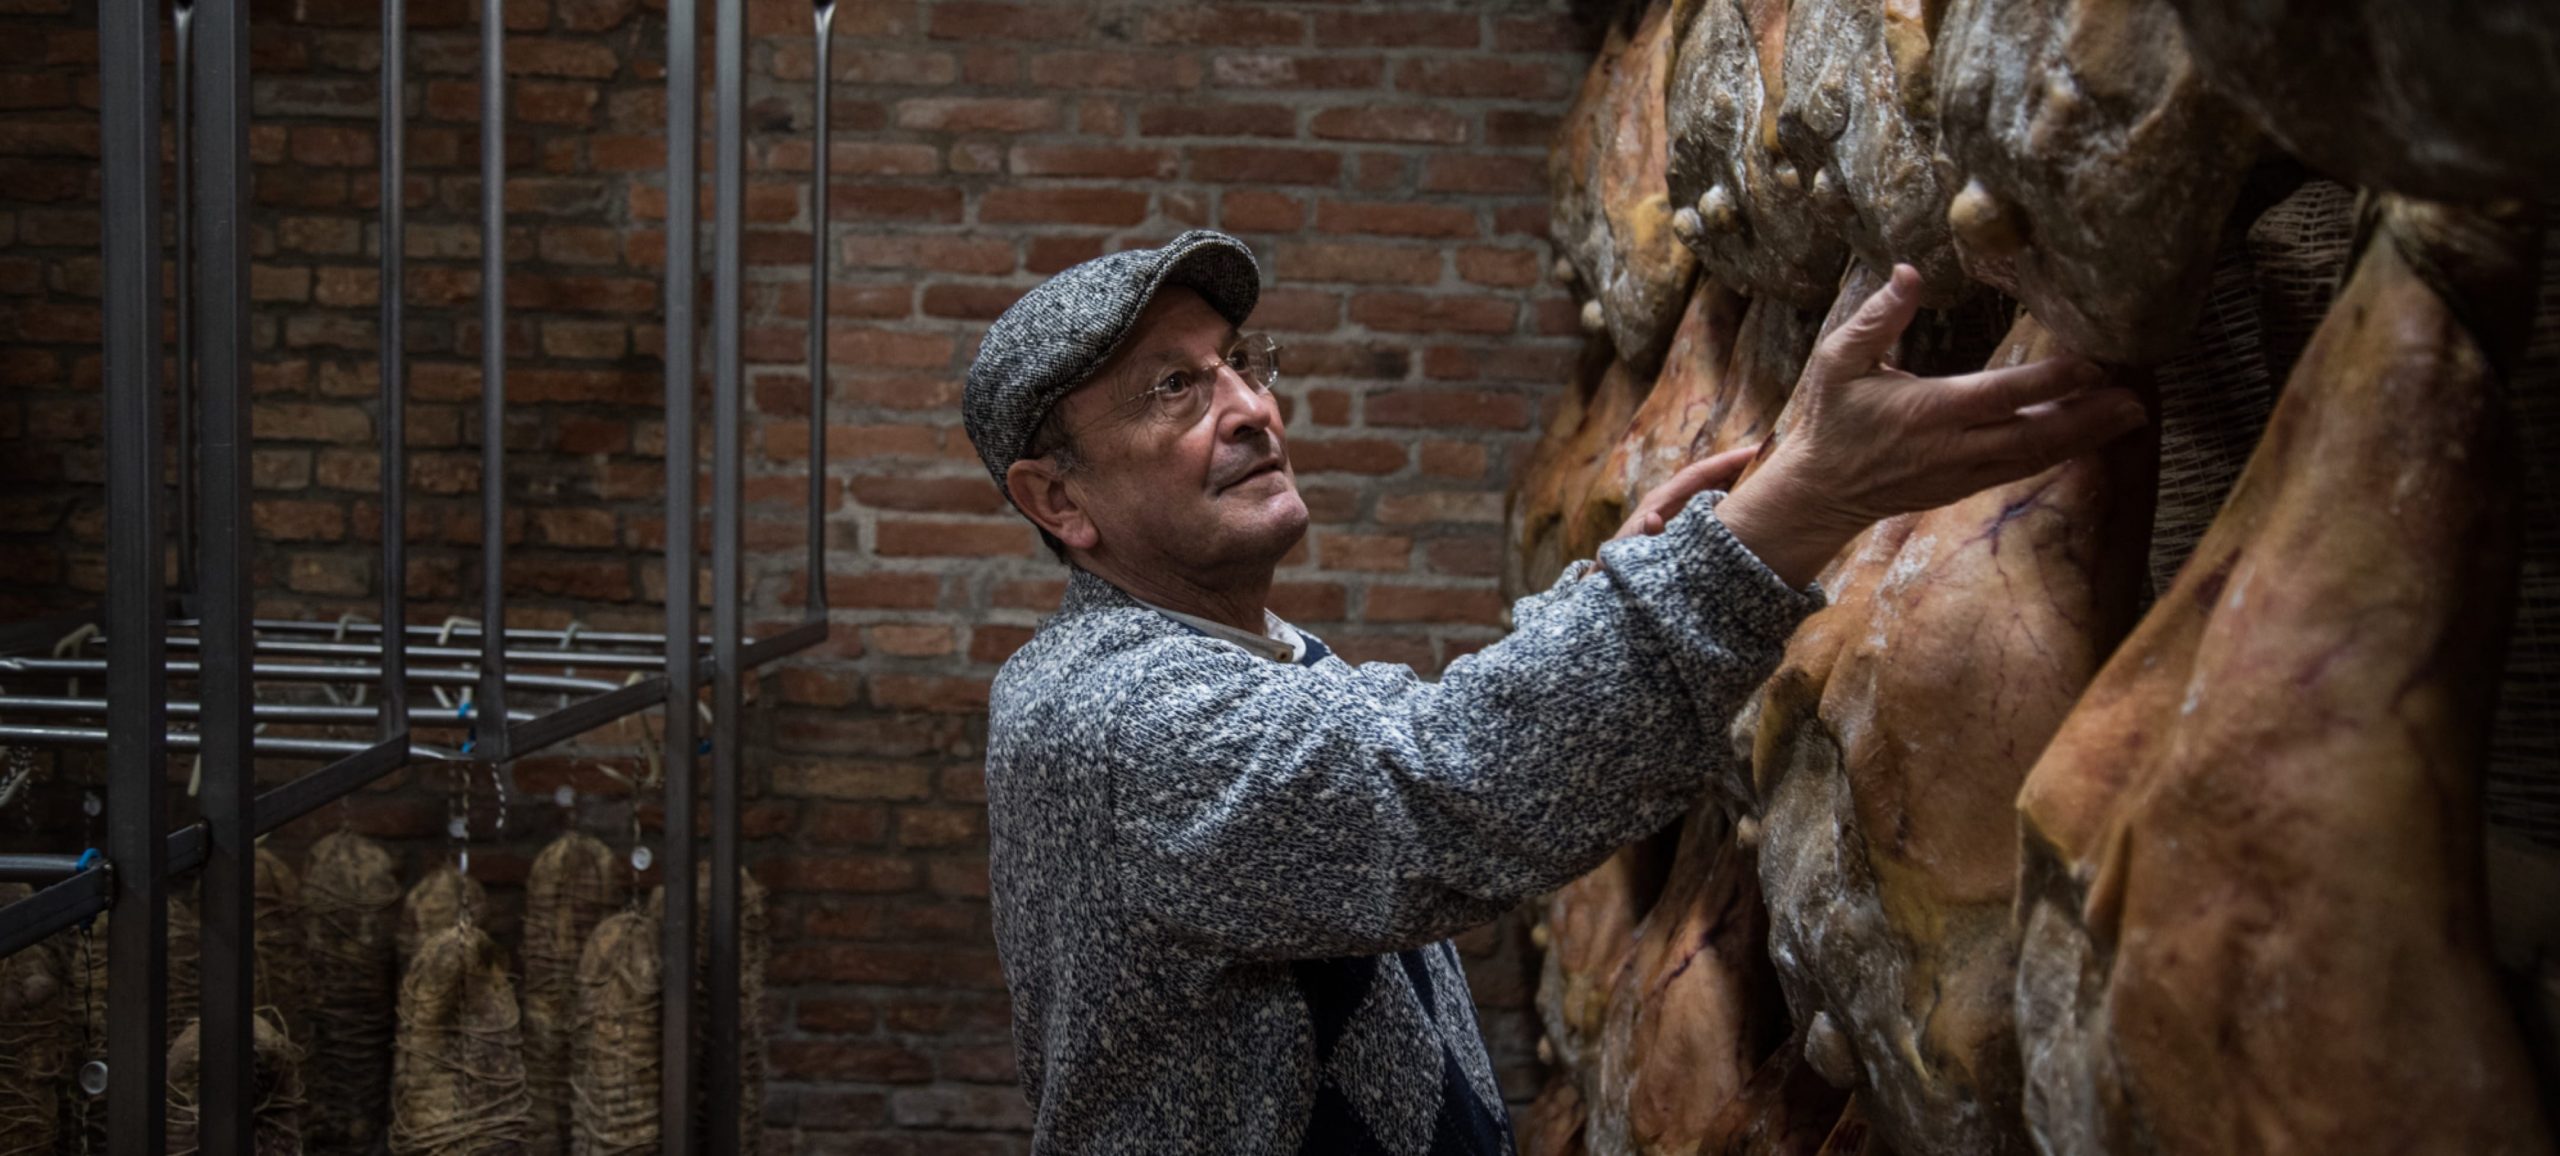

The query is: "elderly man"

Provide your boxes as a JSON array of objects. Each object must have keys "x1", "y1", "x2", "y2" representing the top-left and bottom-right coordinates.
[{"x1": 963, "y1": 230, "x2": 2142, "y2": 1154}]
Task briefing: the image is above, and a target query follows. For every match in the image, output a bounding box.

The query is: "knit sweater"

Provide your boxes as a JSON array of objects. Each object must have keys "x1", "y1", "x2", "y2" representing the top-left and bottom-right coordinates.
[{"x1": 984, "y1": 498, "x2": 1823, "y2": 1154}]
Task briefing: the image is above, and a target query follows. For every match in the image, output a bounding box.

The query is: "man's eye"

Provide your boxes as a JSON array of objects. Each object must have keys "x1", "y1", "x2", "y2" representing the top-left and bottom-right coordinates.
[{"x1": 1154, "y1": 372, "x2": 1190, "y2": 397}]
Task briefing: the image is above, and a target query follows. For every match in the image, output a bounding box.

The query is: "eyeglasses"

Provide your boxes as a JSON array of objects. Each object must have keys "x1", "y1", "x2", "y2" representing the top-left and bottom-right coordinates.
[{"x1": 1089, "y1": 333, "x2": 1282, "y2": 434}]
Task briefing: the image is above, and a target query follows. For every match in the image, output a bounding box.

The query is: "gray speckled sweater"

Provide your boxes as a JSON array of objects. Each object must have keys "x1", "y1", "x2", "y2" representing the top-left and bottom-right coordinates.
[{"x1": 984, "y1": 499, "x2": 1822, "y2": 1154}]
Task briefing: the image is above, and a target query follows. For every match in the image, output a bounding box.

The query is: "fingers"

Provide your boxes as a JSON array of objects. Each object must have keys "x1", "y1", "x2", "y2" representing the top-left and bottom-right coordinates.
[
  {"x1": 1648, "y1": 447, "x2": 1749, "y2": 511},
  {"x1": 1611, "y1": 446, "x2": 1761, "y2": 543},
  {"x1": 1687, "y1": 444, "x2": 1760, "y2": 494},
  {"x1": 1954, "y1": 386, "x2": 2148, "y2": 476},
  {"x1": 1805, "y1": 263, "x2": 1923, "y2": 385},
  {"x1": 1930, "y1": 357, "x2": 2109, "y2": 426}
]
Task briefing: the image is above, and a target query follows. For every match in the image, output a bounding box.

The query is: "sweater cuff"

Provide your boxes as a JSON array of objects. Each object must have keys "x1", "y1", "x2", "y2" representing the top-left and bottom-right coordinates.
[{"x1": 1592, "y1": 493, "x2": 1826, "y2": 656}]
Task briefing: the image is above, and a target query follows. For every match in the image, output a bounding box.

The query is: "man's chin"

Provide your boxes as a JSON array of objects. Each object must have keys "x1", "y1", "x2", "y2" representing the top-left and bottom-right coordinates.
[{"x1": 1219, "y1": 483, "x2": 1309, "y2": 557}]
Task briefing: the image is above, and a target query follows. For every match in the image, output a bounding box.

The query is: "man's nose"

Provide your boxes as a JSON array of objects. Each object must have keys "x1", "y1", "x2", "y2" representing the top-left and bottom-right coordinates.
[{"x1": 1211, "y1": 364, "x2": 1280, "y2": 442}]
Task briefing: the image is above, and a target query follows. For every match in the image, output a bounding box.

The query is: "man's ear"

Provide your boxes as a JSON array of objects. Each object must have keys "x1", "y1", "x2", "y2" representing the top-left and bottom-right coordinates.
[{"x1": 1006, "y1": 458, "x2": 1100, "y2": 552}]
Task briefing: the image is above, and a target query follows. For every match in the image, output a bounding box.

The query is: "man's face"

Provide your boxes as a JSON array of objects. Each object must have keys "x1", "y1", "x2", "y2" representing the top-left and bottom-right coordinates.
[{"x1": 1045, "y1": 287, "x2": 1308, "y2": 577}]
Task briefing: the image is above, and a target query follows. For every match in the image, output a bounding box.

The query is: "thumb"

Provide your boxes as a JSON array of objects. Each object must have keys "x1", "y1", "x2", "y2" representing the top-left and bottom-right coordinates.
[{"x1": 1807, "y1": 263, "x2": 1922, "y2": 385}]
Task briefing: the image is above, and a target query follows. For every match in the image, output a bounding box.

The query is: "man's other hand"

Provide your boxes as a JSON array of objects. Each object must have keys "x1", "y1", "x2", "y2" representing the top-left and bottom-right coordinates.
[
  {"x1": 1608, "y1": 446, "x2": 1758, "y2": 543},
  {"x1": 1717, "y1": 263, "x2": 2147, "y2": 587}
]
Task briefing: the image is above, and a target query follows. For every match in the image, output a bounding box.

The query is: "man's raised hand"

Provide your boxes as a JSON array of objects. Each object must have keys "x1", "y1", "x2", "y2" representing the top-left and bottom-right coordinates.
[{"x1": 1716, "y1": 264, "x2": 2148, "y2": 587}]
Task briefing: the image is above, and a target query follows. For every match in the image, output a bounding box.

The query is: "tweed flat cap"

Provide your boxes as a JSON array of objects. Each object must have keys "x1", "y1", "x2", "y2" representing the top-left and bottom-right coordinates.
[{"x1": 964, "y1": 229, "x2": 1262, "y2": 504}]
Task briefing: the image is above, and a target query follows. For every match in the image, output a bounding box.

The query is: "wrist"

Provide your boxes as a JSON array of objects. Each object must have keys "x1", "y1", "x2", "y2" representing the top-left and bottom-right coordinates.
[{"x1": 1718, "y1": 463, "x2": 1864, "y2": 588}]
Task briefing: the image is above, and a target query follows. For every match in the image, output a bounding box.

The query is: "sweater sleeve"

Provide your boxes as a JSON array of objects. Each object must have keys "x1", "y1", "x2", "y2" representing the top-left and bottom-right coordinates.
[{"x1": 1096, "y1": 497, "x2": 1823, "y2": 961}]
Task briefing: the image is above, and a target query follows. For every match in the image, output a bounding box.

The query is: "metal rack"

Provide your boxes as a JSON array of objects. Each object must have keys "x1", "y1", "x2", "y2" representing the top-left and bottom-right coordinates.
[{"x1": 0, "y1": 0, "x2": 831, "y2": 1142}]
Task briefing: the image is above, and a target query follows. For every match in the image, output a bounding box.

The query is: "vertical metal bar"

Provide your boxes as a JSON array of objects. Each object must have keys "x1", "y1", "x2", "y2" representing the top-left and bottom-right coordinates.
[
  {"x1": 659, "y1": 0, "x2": 700, "y2": 1141},
  {"x1": 476, "y1": 0, "x2": 509, "y2": 759},
  {"x1": 710, "y1": 0, "x2": 746, "y2": 1138},
  {"x1": 192, "y1": 0, "x2": 255, "y2": 1142},
  {"x1": 379, "y1": 0, "x2": 408, "y2": 741},
  {"x1": 173, "y1": 0, "x2": 196, "y2": 599},
  {"x1": 806, "y1": 0, "x2": 831, "y2": 621},
  {"x1": 98, "y1": 0, "x2": 167, "y2": 1142}
]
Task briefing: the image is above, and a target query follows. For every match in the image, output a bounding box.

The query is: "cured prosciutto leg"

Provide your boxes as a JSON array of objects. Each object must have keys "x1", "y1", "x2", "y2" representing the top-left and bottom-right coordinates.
[
  {"x1": 1538, "y1": 824, "x2": 1683, "y2": 1093},
  {"x1": 1552, "y1": 0, "x2": 1701, "y2": 374},
  {"x1": 1749, "y1": 311, "x2": 2156, "y2": 1156},
  {"x1": 2013, "y1": 197, "x2": 2556, "y2": 1156},
  {"x1": 1590, "y1": 810, "x2": 1784, "y2": 1156}
]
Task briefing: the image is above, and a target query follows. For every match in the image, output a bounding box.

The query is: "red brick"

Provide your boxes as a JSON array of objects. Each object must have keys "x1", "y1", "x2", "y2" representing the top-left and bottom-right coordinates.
[
  {"x1": 829, "y1": 183, "x2": 967, "y2": 223},
  {"x1": 766, "y1": 1039, "x2": 934, "y2": 1083},
  {"x1": 254, "y1": 500, "x2": 348, "y2": 542},
  {"x1": 503, "y1": 556, "x2": 632, "y2": 600},
  {"x1": 895, "y1": 96, "x2": 1055, "y2": 133},
  {"x1": 1367, "y1": 583, "x2": 1504, "y2": 624},
  {"x1": 839, "y1": 375, "x2": 964, "y2": 413},
  {"x1": 1136, "y1": 5, "x2": 1304, "y2": 46},
  {"x1": 1351, "y1": 151, "x2": 1411, "y2": 192},
  {"x1": 968, "y1": 624, "x2": 1037, "y2": 665},
  {"x1": 779, "y1": 666, "x2": 863, "y2": 707},
  {"x1": 1319, "y1": 532, "x2": 1413, "y2": 572},
  {"x1": 512, "y1": 81, "x2": 599, "y2": 126},
  {"x1": 1025, "y1": 234, "x2": 1106, "y2": 273},
  {"x1": 1350, "y1": 292, "x2": 1518, "y2": 335},
  {"x1": 1137, "y1": 102, "x2": 1297, "y2": 139},
  {"x1": 1420, "y1": 153, "x2": 1545, "y2": 195},
  {"x1": 1486, "y1": 108, "x2": 1563, "y2": 149},
  {"x1": 979, "y1": 186, "x2": 1150, "y2": 227},
  {"x1": 896, "y1": 806, "x2": 984, "y2": 849},
  {"x1": 1028, "y1": 49, "x2": 1202, "y2": 91},
  {"x1": 1206, "y1": 52, "x2": 1384, "y2": 90},
  {"x1": 1365, "y1": 388, "x2": 1533, "y2": 430},
  {"x1": 875, "y1": 518, "x2": 1033, "y2": 558},
  {"x1": 869, "y1": 673, "x2": 994, "y2": 713},
  {"x1": 1268, "y1": 580, "x2": 1347, "y2": 622},
  {"x1": 765, "y1": 854, "x2": 920, "y2": 894},
  {"x1": 825, "y1": 328, "x2": 956, "y2": 371},
  {"x1": 851, "y1": 474, "x2": 1006, "y2": 514},
  {"x1": 1189, "y1": 145, "x2": 1342, "y2": 185},
  {"x1": 288, "y1": 124, "x2": 374, "y2": 167},
  {"x1": 928, "y1": 2, "x2": 1090, "y2": 41},
  {"x1": 1317, "y1": 200, "x2": 1479, "y2": 239},
  {"x1": 1419, "y1": 439, "x2": 1492, "y2": 479},
  {"x1": 1310, "y1": 10, "x2": 1480, "y2": 48},
  {"x1": 804, "y1": 803, "x2": 890, "y2": 846},
  {"x1": 1311, "y1": 104, "x2": 1470, "y2": 145},
  {"x1": 825, "y1": 569, "x2": 942, "y2": 610},
  {"x1": 1274, "y1": 243, "x2": 1440, "y2": 286},
  {"x1": 256, "y1": 402, "x2": 373, "y2": 443},
  {"x1": 1395, "y1": 57, "x2": 1570, "y2": 100},
  {"x1": 1009, "y1": 144, "x2": 1177, "y2": 179},
  {"x1": 1457, "y1": 246, "x2": 1542, "y2": 288},
  {"x1": 1289, "y1": 438, "x2": 1407, "y2": 476},
  {"x1": 842, "y1": 233, "x2": 1016, "y2": 275},
  {"x1": 1376, "y1": 490, "x2": 1504, "y2": 525},
  {"x1": 1427, "y1": 535, "x2": 1504, "y2": 577},
  {"x1": 865, "y1": 624, "x2": 957, "y2": 659},
  {"x1": 890, "y1": 1086, "x2": 1034, "y2": 1131},
  {"x1": 1252, "y1": 287, "x2": 1340, "y2": 332},
  {"x1": 1219, "y1": 189, "x2": 1304, "y2": 233},
  {"x1": 773, "y1": 761, "x2": 934, "y2": 801}
]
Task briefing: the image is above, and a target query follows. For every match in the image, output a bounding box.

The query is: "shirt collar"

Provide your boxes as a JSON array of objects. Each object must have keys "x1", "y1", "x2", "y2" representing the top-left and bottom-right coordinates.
[{"x1": 1130, "y1": 597, "x2": 1305, "y2": 664}]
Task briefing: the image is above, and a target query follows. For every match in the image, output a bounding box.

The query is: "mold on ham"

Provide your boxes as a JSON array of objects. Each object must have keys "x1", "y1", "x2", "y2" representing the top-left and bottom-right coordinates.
[
  {"x1": 1933, "y1": 0, "x2": 2258, "y2": 363},
  {"x1": 1775, "y1": 0, "x2": 1969, "y2": 304},
  {"x1": 1667, "y1": 0, "x2": 1852, "y2": 308},
  {"x1": 1553, "y1": 0, "x2": 1703, "y2": 375}
]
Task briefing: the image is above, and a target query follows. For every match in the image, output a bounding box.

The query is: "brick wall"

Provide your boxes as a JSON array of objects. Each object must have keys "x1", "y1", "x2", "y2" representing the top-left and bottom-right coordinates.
[{"x1": 0, "y1": 0, "x2": 1605, "y2": 1147}]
